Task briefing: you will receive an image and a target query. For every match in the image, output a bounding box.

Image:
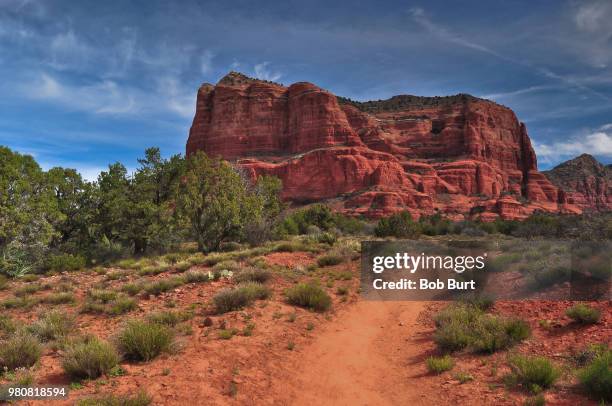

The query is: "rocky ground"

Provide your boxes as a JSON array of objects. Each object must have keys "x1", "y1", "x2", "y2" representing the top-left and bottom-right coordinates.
[{"x1": 0, "y1": 236, "x2": 609, "y2": 405}]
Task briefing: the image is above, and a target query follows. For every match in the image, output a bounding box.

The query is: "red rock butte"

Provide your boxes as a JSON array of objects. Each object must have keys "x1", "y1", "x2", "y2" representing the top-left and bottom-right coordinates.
[{"x1": 187, "y1": 72, "x2": 610, "y2": 220}]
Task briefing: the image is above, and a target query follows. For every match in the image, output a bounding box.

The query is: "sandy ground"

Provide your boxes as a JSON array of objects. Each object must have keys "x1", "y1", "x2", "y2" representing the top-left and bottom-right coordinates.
[{"x1": 270, "y1": 300, "x2": 438, "y2": 406}]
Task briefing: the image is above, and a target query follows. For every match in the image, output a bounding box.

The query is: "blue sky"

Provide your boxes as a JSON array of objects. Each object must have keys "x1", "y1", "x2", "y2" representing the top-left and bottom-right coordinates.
[{"x1": 1, "y1": 0, "x2": 611, "y2": 179}]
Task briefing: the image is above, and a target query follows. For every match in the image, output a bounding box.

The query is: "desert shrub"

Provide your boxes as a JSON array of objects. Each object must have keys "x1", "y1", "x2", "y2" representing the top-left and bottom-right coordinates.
[
  {"x1": 212, "y1": 260, "x2": 240, "y2": 272},
  {"x1": 28, "y1": 310, "x2": 74, "y2": 341},
  {"x1": 419, "y1": 214, "x2": 452, "y2": 236},
  {"x1": 459, "y1": 294, "x2": 495, "y2": 311},
  {"x1": 566, "y1": 304, "x2": 601, "y2": 324},
  {"x1": 120, "y1": 282, "x2": 143, "y2": 296},
  {"x1": 1, "y1": 296, "x2": 40, "y2": 309},
  {"x1": 572, "y1": 343, "x2": 609, "y2": 366},
  {"x1": 426, "y1": 355, "x2": 454, "y2": 374},
  {"x1": 433, "y1": 303, "x2": 530, "y2": 353},
  {"x1": 317, "y1": 254, "x2": 343, "y2": 267},
  {"x1": 14, "y1": 282, "x2": 47, "y2": 296},
  {"x1": 508, "y1": 355, "x2": 560, "y2": 391},
  {"x1": 42, "y1": 292, "x2": 76, "y2": 305},
  {"x1": 578, "y1": 349, "x2": 611, "y2": 402},
  {"x1": 108, "y1": 296, "x2": 137, "y2": 315},
  {"x1": 45, "y1": 253, "x2": 86, "y2": 273},
  {"x1": 471, "y1": 316, "x2": 530, "y2": 354},
  {"x1": 234, "y1": 268, "x2": 272, "y2": 284},
  {"x1": 213, "y1": 283, "x2": 271, "y2": 314},
  {"x1": 116, "y1": 320, "x2": 173, "y2": 361},
  {"x1": 88, "y1": 289, "x2": 118, "y2": 303},
  {"x1": 76, "y1": 390, "x2": 152, "y2": 406},
  {"x1": 143, "y1": 276, "x2": 185, "y2": 296},
  {"x1": 83, "y1": 292, "x2": 137, "y2": 316},
  {"x1": 0, "y1": 332, "x2": 42, "y2": 370},
  {"x1": 183, "y1": 270, "x2": 211, "y2": 283},
  {"x1": 0, "y1": 275, "x2": 8, "y2": 290},
  {"x1": 62, "y1": 336, "x2": 120, "y2": 379},
  {"x1": 286, "y1": 283, "x2": 331, "y2": 312},
  {"x1": 146, "y1": 310, "x2": 192, "y2": 327},
  {"x1": 0, "y1": 314, "x2": 18, "y2": 338},
  {"x1": 374, "y1": 211, "x2": 420, "y2": 238},
  {"x1": 317, "y1": 232, "x2": 337, "y2": 245}
]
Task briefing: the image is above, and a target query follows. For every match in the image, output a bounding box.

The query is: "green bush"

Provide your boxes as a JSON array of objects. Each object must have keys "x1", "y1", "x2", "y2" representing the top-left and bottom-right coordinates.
[
  {"x1": 120, "y1": 282, "x2": 143, "y2": 296},
  {"x1": 0, "y1": 314, "x2": 17, "y2": 337},
  {"x1": 213, "y1": 282, "x2": 271, "y2": 314},
  {"x1": 46, "y1": 253, "x2": 86, "y2": 273},
  {"x1": 183, "y1": 270, "x2": 211, "y2": 283},
  {"x1": 433, "y1": 304, "x2": 530, "y2": 353},
  {"x1": 116, "y1": 320, "x2": 173, "y2": 361},
  {"x1": 0, "y1": 332, "x2": 42, "y2": 370},
  {"x1": 76, "y1": 390, "x2": 152, "y2": 406},
  {"x1": 508, "y1": 355, "x2": 560, "y2": 391},
  {"x1": 426, "y1": 355, "x2": 454, "y2": 374},
  {"x1": 143, "y1": 276, "x2": 185, "y2": 296},
  {"x1": 28, "y1": 310, "x2": 74, "y2": 342},
  {"x1": 62, "y1": 336, "x2": 120, "y2": 379},
  {"x1": 566, "y1": 304, "x2": 601, "y2": 324},
  {"x1": 42, "y1": 292, "x2": 76, "y2": 305},
  {"x1": 234, "y1": 268, "x2": 272, "y2": 284},
  {"x1": 374, "y1": 211, "x2": 421, "y2": 238},
  {"x1": 107, "y1": 296, "x2": 137, "y2": 315},
  {"x1": 0, "y1": 274, "x2": 8, "y2": 290},
  {"x1": 146, "y1": 310, "x2": 192, "y2": 327},
  {"x1": 286, "y1": 283, "x2": 332, "y2": 312},
  {"x1": 317, "y1": 254, "x2": 343, "y2": 267},
  {"x1": 578, "y1": 349, "x2": 611, "y2": 402}
]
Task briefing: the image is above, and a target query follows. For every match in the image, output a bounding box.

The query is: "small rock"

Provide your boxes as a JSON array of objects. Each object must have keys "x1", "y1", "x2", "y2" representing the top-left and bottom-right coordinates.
[{"x1": 202, "y1": 317, "x2": 213, "y2": 327}]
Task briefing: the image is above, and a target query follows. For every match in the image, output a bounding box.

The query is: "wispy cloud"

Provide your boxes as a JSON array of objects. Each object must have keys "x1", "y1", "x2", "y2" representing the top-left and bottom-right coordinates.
[
  {"x1": 533, "y1": 124, "x2": 612, "y2": 164},
  {"x1": 24, "y1": 73, "x2": 137, "y2": 114},
  {"x1": 253, "y1": 62, "x2": 282, "y2": 82},
  {"x1": 408, "y1": 6, "x2": 610, "y2": 102},
  {"x1": 481, "y1": 85, "x2": 557, "y2": 101}
]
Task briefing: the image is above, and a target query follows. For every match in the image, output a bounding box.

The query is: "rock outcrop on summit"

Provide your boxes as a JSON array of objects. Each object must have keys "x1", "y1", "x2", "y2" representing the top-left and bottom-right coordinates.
[
  {"x1": 543, "y1": 154, "x2": 611, "y2": 211},
  {"x1": 186, "y1": 72, "x2": 602, "y2": 220}
]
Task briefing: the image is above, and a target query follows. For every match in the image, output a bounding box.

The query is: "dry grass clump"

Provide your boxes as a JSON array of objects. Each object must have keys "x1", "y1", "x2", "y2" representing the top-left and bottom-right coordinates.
[
  {"x1": 62, "y1": 336, "x2": 120, "y2": 379},
  {"x1": 116, "y1": 320, "x2": 174, "y2": 361}
]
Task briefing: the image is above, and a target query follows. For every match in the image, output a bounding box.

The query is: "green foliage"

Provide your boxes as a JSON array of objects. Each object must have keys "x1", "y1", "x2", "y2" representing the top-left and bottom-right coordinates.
[
  {"x1": 426, "y1": 355, "x2": 454, "y2": 374},
  {"x1": 433, "y1": 303, "x2": 530, "y2": 353},
  {"x1": 278, "y1": 204, "x2": 365, "y2": 236},
  {"x1": 178, "y1": 152, "x2": 280, "y2": 252},
  {"x1": 233, "y1": 268, "x2": 272, "y2": 284},
  {"x1": 317, "y1": 254, "x2": 343, "y2": 267},
  {"x1": 62, "y1": 336, "x2": 120, "y2": 379},
  {"x1": 45, "y1": 253, "x2": 86, "y2": 272},
  {"x1": 213, "y1": 282, "x2": 271, "y2": 313},
  {"x1": 116, "y1": 320, "x2": 174, "y2": 361},
  {"x1": 507, "y1": 355, "x2": 560, "y2": 391},
  {"x1": 374, "y1": 211, "x2": 420, "y2": 238},
  {"x1": 28, "y1": 310, "x2": 74, "y2": 342},
  {"x1": 76, "y1": 391, "x2": 152, "y2": 406},
  {"x1": 0, "y1": 147, "x2": 61, "y2": 277},
  {"x1": 286, "y1": 283, "x2": 332, "y2": 312},
  {"x1": 146, "y1": 310, "x2": 193, "y2": 327},
  {"x1": 578, "y1": 349, "x2": 611, "y2": 401},
  {"x1": 0, "y1": 332, "x2": 42, "y2": 370},
  {"x1": 143, "y1": 276, "x2": 185, "y2": 296},
  {"x1": 566, "y1": 303, "x2": 601, "y2": 324}
]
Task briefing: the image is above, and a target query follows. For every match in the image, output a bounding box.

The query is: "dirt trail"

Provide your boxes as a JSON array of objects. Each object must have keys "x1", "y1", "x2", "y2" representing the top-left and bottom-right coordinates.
[{"x1": 273, "y1": 300, "x2": 445, "y2": 406}]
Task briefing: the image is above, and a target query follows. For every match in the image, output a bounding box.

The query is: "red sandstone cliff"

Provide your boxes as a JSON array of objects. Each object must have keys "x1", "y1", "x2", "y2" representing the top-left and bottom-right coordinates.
[
  {"x1": 186, "y1": 72, "x2": 591, "y2": 220},
  {"x1": 543, "y1": 154, "x2": 612, "y2": 211}
]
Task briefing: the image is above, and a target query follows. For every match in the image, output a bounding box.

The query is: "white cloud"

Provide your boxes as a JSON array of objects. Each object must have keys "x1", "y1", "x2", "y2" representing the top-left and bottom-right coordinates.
[
  {"x1": 533, "y1": 124, "x2": 612, "y2": 164},
  {"x1": 156, "y1": 77, "x2": 195, "y2": 118},
  {"x1": 200, "y1": 50, "x2": 214, "y2": 75},
  {"x1": 253, "y1": 62, "x2": 282, "y2": 82},
  {"x1": 25, "y1": 73, "x2": 137, "y2": 115},
  {"x1": 481, "y1": 85, "x2": 557, "y2": 101}
]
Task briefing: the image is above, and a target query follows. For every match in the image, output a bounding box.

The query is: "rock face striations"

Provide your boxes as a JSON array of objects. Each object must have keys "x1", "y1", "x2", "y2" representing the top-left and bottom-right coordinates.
[
  {"x1": 543, "y1": 154, "x2": 612, "y2": 211},
  {"x1": 186, "y1": 72, "x2": 605, "y2": 220}
]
